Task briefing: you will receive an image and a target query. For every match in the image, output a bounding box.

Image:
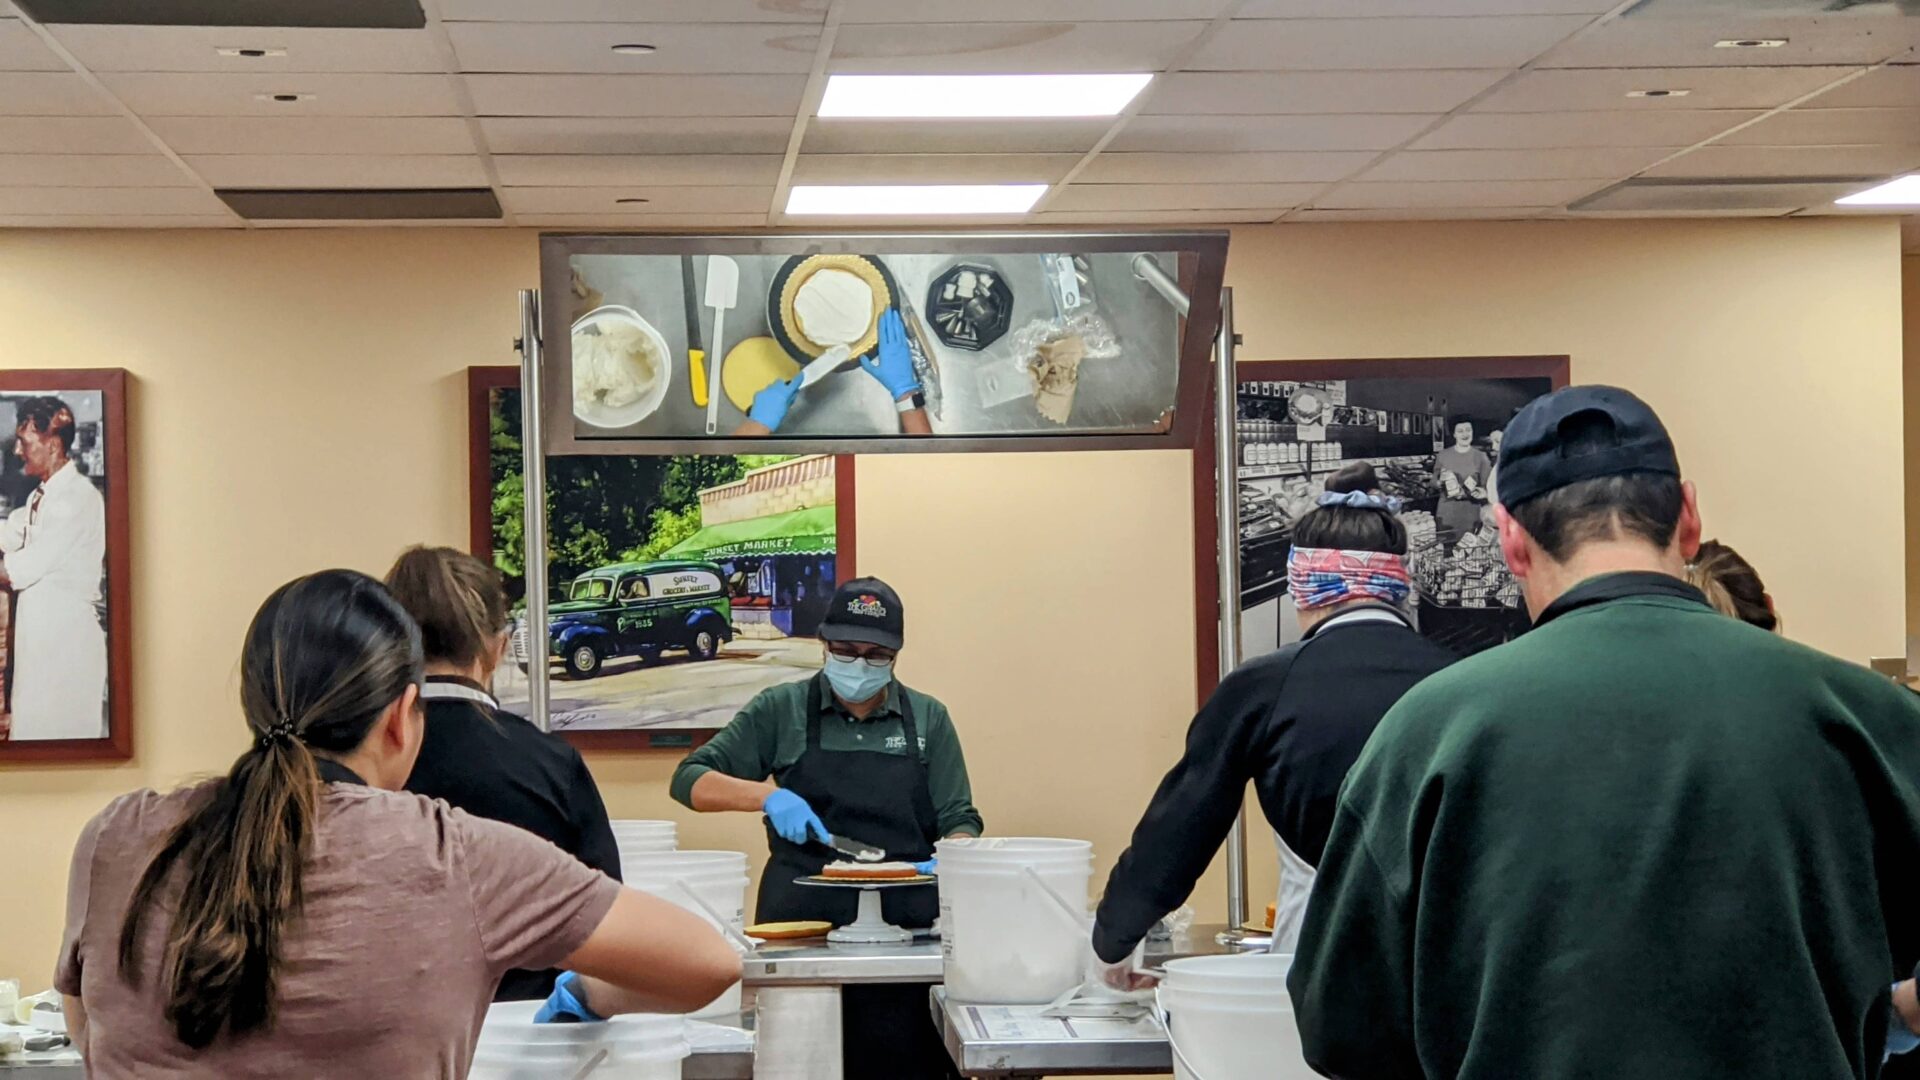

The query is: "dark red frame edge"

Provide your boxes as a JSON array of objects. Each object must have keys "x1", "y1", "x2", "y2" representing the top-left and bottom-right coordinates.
[
  {"x1": 466, "y1": 366, "x2": 858, "y2": 751},
  {"x1": 0, "y1": 369, "x2": 133, "y2": 764},
  {"x1": 1190, "y1": 356, "x2": 1570, "y2": 707}
]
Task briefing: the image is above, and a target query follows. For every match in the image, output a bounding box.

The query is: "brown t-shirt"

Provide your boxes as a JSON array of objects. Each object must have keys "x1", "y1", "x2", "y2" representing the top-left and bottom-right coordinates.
[{"x1": 57, "y1": 778, "x2": 621, "y2": 1079}]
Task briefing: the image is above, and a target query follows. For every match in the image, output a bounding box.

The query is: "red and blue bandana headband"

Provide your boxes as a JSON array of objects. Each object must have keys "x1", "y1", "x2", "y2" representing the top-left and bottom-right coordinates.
[{"x1": 1287, "y1": 546, "x2": 1413, "y2": 610}]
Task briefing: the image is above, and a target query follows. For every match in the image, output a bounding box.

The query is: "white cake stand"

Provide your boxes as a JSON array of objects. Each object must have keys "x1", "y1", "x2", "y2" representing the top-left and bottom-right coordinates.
[{"x1": 793, "y1": 875, "x2": 937, "y2": 944}]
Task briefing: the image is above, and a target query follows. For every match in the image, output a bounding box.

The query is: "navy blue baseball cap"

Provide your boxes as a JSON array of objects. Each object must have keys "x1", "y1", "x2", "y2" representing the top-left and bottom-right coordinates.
[
  {"x1": 819, "y1": 577, "x2": 904, "y2": 650},
  {"x1": 1496, "y1": 386, "x2": 1680, "y2": 510}
]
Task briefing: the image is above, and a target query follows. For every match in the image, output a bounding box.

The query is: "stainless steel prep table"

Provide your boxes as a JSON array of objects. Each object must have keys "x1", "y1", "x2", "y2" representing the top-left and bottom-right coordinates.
[{"x1": 744, "y1": 936, "x2": 945, "y2": 1080}]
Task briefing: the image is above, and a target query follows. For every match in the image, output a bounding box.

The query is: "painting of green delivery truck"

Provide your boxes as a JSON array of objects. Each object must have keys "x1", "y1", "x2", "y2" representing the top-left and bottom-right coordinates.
[{"x1": 518, "y1": 560, "x2": 735, "y2": 680}]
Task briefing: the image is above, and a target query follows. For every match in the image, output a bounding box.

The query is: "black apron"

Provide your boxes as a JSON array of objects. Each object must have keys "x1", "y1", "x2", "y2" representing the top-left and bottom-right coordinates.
[{"x1": 756, "y1": 676, "x2": 954, "y2": 1080}]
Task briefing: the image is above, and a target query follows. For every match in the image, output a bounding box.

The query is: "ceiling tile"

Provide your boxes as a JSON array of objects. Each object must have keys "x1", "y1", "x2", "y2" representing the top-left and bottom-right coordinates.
[
  {"x1": 1148, "y1": 70, "x2": 1505, "y2": 115},
  {"x1": 494, "y1": 153, "x2": 784, "y2": 186},
  {"x1": 147, "y1": 115, "x2": 475, "y2": 154},
  {"x1": 1288, "y1": 206, "x2": 1551, "y2": 221},
  {"x1": 1718, "y1": 107, "x2": 1920, "y2": 146},
  {"x1": 837, "y1": 0, "x2": 1231, "y2": 21},
  {"x1": 98, "y1": 72, "x2": 460, "y2": 117},
  {"x1": 829, "y1": 21, "x2": 1204, "y2": 74},
  {"x1": 185, "y1": 153, "x2": 491, "y2": 187},
  {"x1": 1474, "y1": 66, "x2": 1858, "y2": 112},
  {"x1": 1358, "y1": 147, "x2": 1669, "y2": 181},
  {"x1": 1109, "y1": 113, "x2": 1432, "y2": 152},
  {"x1": 498, "y1": 185, "x2": 772, "y2": 214},
  {"x1": 1554, "y1": 207, "x2": 1789, "y2": 218},
  {"x1": 802, "y1": 118, "x2": 1108, "y2": 155},
  {"x1": 789, "y1": 153, "x2": 1079, "y2": 184},
  {"x1": 1240, "y1": 0, "x2": 1613, "y2": 14},
  {"x1": 1809, "y1": 65, "x2": 1920, "y2": 110},
  {"x1": 0, "y1": 16, "x2": 62, "y2": 70},
  {"x1": 1412, "y1": 108, "x2": 1761, "y2": 149},
  {"x1": 480, "y1": 116, "x2": 792, "y2": 155},
  {"x1": 1192, "y1": 15, "x2": 1591, "y2": 71},
  {"x1": 0, "y1": 115, "x2": 153, "y2": 152},
  {"x1": 512, "y1": 212, "x2": 772, "y2": 227},
  {"x1": 1047, "y1": 182, "x2": 1324, "y2": 212},
  {"x1": 464, "y1": 73, "x2": 805, "y2": 117},
  {"x1": 1643, "y1": 143, "x2": 1920, "y2": 179},
  {"x1": 0, "y1": 153, "x2": 194, "y2": 186},
  {"x1": 439, "y1": 0, "x2": 828, "y2": 22},
  {"x1": 0, "y1": 72, "x2": 115, "y2": 115},
  {"x1": 1036, "y1": 208, "x2": 1283, "y2": 224},
  {"x1": 0, "y1": 215, "x2": 238, "y2": 227},
  {"x1": 448, "y1": 22, "x2": 818, "y2": 75},
  {"x1": 1079, "y1": 150, "x2": 1374, "y2": 184},
  {"x1": 45, "y1": 24, "x2": 442, "y2": 73},
  {"x1": 0, "y1": 185, "x2": 230, "y2": 214},
  {"x1": 1539, "y1": 15, "x2": 1920, "y2": 70},
  {"x1": 1312, "y1": 178, "x2": 1604, "y2": 207}
]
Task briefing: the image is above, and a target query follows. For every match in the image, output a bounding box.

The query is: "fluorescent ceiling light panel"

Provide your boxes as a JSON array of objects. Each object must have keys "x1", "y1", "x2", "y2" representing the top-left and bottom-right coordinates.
[
  {"x1": 1835, "y1": 174, "x2": 1920, "y2": 206},
  {"x1": 786, "y1": 184, "x2": 1047, "y2": 216},
  {"x1": 817, "y1": 74, "x2": 1152, "y2": 119}
]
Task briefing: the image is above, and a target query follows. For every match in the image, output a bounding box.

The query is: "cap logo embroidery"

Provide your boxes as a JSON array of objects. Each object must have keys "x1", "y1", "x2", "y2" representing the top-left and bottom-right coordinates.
[{"x1": 848, "y1": 594, "x2": 887, "y2": 618}]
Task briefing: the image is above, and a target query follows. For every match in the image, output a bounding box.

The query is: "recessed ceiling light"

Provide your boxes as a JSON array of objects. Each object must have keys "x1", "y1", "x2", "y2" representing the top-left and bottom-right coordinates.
[
  {"x1": 218, "y1": 46, "x2": 287, "y2": 58},
  {"x1": 786, "y1": 184, "x2": 1047, "y2": 216},
  {"x1": 1714, "y1": 38, "x2": 1787, "y2": 48},
  {"x1": 614, "y1": 197, "x2": 651, "y2": 204},
  {"x1": 1835, "y1": 174, "x2": 1920, "y2": 206},
  {"x1": 1626, "y1": 88, "x2": 1691, "y2": 98},
  {"x1": 256, "y1": 92, "x2": 313, "y2": 103},
  {"x1": 610, "y1": 43, "x2": 657, "y2": 55},
  {"x1": 817, "y1": 74, "x2": 1153, "y2": 119}
]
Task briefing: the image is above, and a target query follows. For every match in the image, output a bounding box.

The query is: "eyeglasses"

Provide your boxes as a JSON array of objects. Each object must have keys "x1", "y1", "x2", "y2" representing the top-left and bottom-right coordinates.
[{"x1": 827, "y1": 645, "x2": 896, "y2": 667}]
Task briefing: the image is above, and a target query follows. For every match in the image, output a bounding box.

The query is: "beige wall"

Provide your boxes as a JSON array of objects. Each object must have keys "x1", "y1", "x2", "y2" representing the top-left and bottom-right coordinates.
[
  {"x1": 1906, "y1": 254, "x2": 1920, "y2": 662},
  {"x1": 0, "y1": 217, "x2": 1907, "y2": 993}
]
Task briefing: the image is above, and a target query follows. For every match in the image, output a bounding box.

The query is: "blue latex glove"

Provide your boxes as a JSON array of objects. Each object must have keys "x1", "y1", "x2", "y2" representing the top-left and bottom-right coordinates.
[
  {"x1": 749, "y1": 376, "x2": 801, "y2": 431},
  {"x1": 535, "y1": 971, "x2": 603, "y2": 1024},
  {"x1": 763, "y1": 787, "x2": 830, "y2": 846},
  {"x1": 1889, "y1": 984, "x2": 1920, "y2": 1060},
  {"x1": 859, "y1": 308, "x2": 921, "y2": 401},
  {"x1": 913, "y1": 858, "x2": 937, "y2": 875}
]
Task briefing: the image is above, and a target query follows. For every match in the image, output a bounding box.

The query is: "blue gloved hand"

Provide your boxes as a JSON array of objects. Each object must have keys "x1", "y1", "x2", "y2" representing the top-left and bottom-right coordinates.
[
  {"x1": 859, "y1": 308, "x2": 921, "y2": 402},
  {"x1": 913, "y1": 858, "x2": 937, "y2": 875},
  {"x1": 535, "y1": 971, "x2": 603, "y2": 1024},
  {"x1": 763, "y1": 787, "x2": 830, "y2": 846},
  {"x1": 1889, "y1": 984, "x2": 1920, "y2": 1060},
  {"x1": 749, "y1": 376, "x2": 801, "y2": 431}
]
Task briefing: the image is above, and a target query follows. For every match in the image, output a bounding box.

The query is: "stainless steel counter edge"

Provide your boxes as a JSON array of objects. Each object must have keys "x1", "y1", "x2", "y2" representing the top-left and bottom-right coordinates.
[{"x1": 743, "y1": 939, "x2": 946, "y2": 985}]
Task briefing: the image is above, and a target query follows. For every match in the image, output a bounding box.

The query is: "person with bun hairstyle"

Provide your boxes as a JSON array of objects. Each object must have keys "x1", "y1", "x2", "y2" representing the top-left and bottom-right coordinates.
[
  {"x1": 1089, "y1": 463, "x2": 1456, "y2": 984},
  {"x1": 1685, "y1": 538, "x2": 1778, "y2": 632},
  {"x1": 56, "y1": 570, "x2": 739, "y2": 1076},
  {"x1": 385, "y1": 545, "x2": 623, "y2": 1001}
]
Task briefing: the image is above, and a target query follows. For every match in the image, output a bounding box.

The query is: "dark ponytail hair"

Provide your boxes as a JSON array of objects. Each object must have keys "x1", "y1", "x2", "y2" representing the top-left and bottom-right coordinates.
[
  {"x1": 1686, "y1": 539, "x2": 1778, "y2": 633},
  {"x1": 383, "y1": 545, "x2": 510, "y2": 668},
  {"x1": 117, "y1": 570, "x2": 423, "y2": 1049},
  {"x1": 1292, "y1": 462, "x2": 1408, "y2": 555}
]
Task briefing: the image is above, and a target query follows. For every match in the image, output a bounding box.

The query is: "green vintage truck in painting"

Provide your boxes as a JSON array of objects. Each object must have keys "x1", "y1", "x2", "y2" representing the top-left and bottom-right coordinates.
[{"x1": 515, "y1": 559, "x2": 736, "y2": 679}]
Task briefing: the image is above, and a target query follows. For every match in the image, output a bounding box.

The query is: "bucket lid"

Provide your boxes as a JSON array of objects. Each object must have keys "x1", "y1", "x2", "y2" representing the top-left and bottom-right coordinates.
[
  {"x1": 1162, "y1": 953, "x2": 1293, "y2": 992},
  {"x1": 936, "y1": 837, "x2": 1094, "y2": 860},
  {"x1": 618, "y1": 850, "x2": 748, "y2": 870}
]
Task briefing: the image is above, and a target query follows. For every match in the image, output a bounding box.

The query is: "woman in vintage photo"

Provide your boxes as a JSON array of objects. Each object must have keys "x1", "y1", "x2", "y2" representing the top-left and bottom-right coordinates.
[{"x1": 1432, "y1": 417, "x2": 1492, "y2": 550}]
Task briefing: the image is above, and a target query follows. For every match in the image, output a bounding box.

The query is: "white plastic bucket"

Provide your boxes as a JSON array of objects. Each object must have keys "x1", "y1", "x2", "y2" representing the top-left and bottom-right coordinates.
[
  {"x1": 611, "y1": 820, "x2": 678, "y2": 863},
  {"x1": 936, "y1": 837, "x2": 1094, "y2": 1004},
  {"x1": 1155, "y1": 954, "x2": 1313, "y2": 1080},
  {"x1": 472, "y1": 1000, "x2": 689, "y2": 1080},
  {"x1": 619, "y1": 850, "x2": 749, "y2": 1019}
]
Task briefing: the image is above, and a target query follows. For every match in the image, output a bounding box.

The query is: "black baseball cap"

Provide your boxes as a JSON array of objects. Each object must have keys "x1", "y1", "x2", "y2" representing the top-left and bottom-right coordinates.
[
  {"x1": 818, "y1": 577, "x2": 904, "y2": 650},
  {"x1": 1496, "y1": 385, "x2": 1681, "y2": 510}
]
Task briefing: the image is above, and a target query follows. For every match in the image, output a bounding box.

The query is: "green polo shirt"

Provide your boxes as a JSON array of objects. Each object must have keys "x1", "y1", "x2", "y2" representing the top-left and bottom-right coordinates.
[{"x1": 669, "y1": 673, "x2": 983, "y2": 838}]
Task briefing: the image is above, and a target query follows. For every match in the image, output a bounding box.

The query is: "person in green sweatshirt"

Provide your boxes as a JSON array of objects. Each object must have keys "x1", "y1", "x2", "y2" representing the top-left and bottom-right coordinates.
[{"x1": 1289, "y1": 385, "x2": 1920, "y2": 1080}]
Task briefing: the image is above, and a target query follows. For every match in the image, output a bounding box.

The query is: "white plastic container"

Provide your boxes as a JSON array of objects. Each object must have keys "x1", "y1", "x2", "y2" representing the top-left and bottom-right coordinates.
[
  {"x1": 1156, "y1": 954, "x2": 1313, "y2": 1080},
  {"x1": 472, "y1": 1000, "x2": 688, "y2": 1080},
  {"x1": 619, "y1": 850, "x2": 749, "y2": 1019},
  {"x1": 612, "y1": 820, "x2": 679, "y2": 873},
  {"x1": 936, "y1": 837, "x2": 1094, "y2": 1004}
]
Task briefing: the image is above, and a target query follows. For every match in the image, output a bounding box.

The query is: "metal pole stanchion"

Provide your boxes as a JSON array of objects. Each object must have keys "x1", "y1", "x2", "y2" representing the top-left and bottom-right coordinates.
[
  {"x1": 516, "y1": 289, "x2": 552, "y2": 733},
  {"x1": 1212, "y1": 287, "x2": 1249, "y2": 942}
]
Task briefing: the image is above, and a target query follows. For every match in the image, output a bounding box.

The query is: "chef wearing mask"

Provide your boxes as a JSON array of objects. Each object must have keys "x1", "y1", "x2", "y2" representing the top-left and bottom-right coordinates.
[
  {"x1": 1089, "y1": 464, "x2": 1455, "y2": 987},
  {"x1": 670, "y1": 576, "x2": 980, "y2": 1080}
]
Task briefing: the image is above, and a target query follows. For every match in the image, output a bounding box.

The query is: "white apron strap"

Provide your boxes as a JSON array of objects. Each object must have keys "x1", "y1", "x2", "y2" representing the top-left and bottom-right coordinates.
[{"x1": 1270, "y1": 829, "x2": 1317, "y2": 954}]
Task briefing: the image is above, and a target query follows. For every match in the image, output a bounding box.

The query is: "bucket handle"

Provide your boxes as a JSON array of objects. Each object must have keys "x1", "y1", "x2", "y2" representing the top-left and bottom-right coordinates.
[
  {"x1": 1021, "y1": 865, "x2": 1091, "y2": 932},
  {"x1": 668, "y1": 879, "x2": 758, "y2": 954},
  {"x1": 1153, "y1": 986, "x2": 1210, "y2": 1080},
  {"x1": 567, "y1": 1048, "x2": 610, "y2": 1080}
]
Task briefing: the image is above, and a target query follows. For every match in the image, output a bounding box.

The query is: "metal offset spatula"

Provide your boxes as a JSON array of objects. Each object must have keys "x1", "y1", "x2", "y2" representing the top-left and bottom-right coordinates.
[
  {"x1": 827, "y1": 833, "x2": 886, "y2": 863},
  {"x1": 703, "y1": 254, "x2": 739, "y2": 434}
]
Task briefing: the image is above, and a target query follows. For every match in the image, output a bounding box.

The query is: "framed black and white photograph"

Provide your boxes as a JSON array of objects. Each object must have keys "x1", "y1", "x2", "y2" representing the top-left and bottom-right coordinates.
[
  {"x1": 0, "y1": 369, "x2": 131, "y2": 763},
  {"x1": 1193, "y1": 357, "x2": 1568, "y2": 698}
]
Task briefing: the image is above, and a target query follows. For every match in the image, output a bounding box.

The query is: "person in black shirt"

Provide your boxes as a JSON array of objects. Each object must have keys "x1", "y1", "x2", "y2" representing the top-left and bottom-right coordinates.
[
  {"x1": 384, "y1": 545, "x2": 622, "y2": 1001},
  {"x1": 1090, "y1": 463, "x2": 1454, "y2": 985}
]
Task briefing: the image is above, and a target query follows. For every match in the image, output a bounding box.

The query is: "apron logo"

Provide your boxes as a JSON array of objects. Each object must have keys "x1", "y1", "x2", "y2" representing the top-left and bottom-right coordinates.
[
  {"x1": 848, "y1": 595, "x2": 887, "y2": 618},
  {"x1": 883, "y1": 735, "x2": 927, "y2": 751}
]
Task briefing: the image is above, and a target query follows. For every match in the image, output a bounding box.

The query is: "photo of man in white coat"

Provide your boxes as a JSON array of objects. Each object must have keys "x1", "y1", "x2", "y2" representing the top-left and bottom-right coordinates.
[{"x1": 0, "y1": 396, "x2": 107, "y2": 742}]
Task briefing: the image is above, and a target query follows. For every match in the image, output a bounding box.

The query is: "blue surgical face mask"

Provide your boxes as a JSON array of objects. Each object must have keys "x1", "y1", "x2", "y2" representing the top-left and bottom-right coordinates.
[{"x1": 824, "y1": 654, "x2": 893, "y2": 703}]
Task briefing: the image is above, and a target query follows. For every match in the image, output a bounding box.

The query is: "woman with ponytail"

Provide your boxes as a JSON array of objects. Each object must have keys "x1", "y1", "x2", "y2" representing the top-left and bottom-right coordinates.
[
  {"x1": 385, "y1": 545, "x2": 622, "y2": 1002},
  {"x1": 1089, "y1": 463, "x2": 1458, "y2": 982},
  {"x1": 56, "y1": 570, "x2": 739, "y2": 1077}
]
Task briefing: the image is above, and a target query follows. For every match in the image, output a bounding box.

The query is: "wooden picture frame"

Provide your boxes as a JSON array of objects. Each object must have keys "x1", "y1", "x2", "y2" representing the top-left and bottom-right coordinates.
[
  {"x1": 0, "y1": 369, "x2": 132, "y2": 763},
  {"x1": 1191, "y1": 356, "x2": 1570, "y2": 704},
  {"x1": 468, "y1": 366, "x2": 857, "y2": 751}
]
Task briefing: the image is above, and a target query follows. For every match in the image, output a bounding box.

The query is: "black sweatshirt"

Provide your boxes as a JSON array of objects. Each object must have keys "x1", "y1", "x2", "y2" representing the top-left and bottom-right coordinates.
[
  {"x1": 1092, "y1": 605, "x2": 1455, "y2": 963},
  {"x1": 403, "y1": 676, "x2": 622, "y2": 1001}
]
